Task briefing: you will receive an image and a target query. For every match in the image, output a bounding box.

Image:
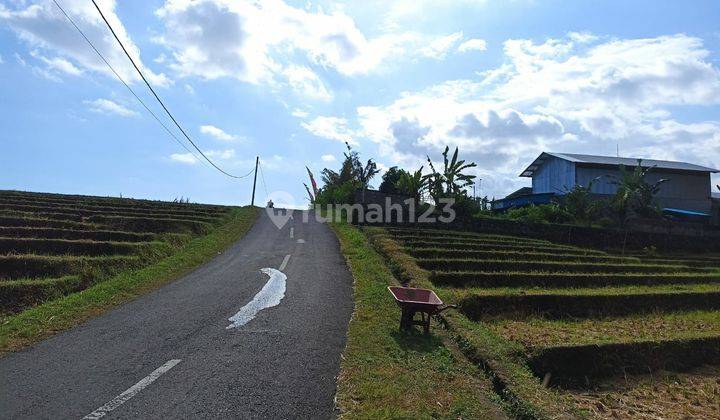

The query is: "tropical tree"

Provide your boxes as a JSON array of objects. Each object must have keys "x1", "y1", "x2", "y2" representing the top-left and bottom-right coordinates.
[
  {"x1": 396, "y1": 167, "x2": 427, "y2": 202},
  {"x1": 315, "y1": 141, "x2": 380, "y2": 204},
  {"x1": 425, "y1": 146, "x2": 477, "y2": 206},
  {"x1": 609, "y1": 159, "x2": 669, "y2": 224},
  {"x1": 556, "y1": 177, "x2": 602, "y2": 226},
  {"x1": 378, "y1": 167, "x2": 404, "y2": 194}
]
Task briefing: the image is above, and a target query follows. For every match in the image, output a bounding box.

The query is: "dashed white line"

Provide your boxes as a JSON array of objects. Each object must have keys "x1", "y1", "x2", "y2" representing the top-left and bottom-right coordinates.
[
  {"x1": 296, "y1": 239, "x2": 305, "y2": 244},
  {"x1": 82, "y1": 359, "x2": 181, "y2": 420},
  {"x1": 289, "y1": 227, "x2": 294, "y2": 238},
  {"x1": 279, "y1": 254, "x2": 291, "y2": 271}
]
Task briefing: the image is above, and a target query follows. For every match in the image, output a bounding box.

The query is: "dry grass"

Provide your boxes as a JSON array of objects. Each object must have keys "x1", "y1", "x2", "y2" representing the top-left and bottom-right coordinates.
[{"x1": 568, "y1": 365, "x2": 720, "y2": 419}]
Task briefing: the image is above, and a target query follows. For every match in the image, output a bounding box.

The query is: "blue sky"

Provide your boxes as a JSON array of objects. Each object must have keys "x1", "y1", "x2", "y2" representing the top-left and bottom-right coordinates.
[{"x1": 1, "y1": 0, "x2": 719, "y2": 206}]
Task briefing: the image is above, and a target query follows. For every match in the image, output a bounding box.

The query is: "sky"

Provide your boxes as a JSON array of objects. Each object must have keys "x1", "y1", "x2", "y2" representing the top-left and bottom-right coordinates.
[{"x1": 1, "y1": 0, "x2": 719, "y2": 207}]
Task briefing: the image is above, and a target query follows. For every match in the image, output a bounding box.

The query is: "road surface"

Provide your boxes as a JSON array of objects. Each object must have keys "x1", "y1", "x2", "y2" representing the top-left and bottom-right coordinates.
[{"x1": 0, "y1": 210, "x2": 354, "y2": 419}]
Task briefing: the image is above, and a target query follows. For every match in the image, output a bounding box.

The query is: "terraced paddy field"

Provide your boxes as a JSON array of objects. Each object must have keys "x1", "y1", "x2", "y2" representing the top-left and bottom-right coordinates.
[
  {"x1": 0, "y1": 190, "x2": 248, "y2": 314},
  {"x1": 365, "y1": 226, "x2": 720, "y2": 418}
]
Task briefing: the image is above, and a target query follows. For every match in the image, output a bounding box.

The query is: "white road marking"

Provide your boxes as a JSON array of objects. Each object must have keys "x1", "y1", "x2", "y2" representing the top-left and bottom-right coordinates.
[
  {"x1": 82, "y1": 359, "x2": 181, "y2": 420},
  {"x1": 289, "y1": 227, "x2": 294, "y2": 238},
  {"x1": 227, "y1": 268, "x2": 287, "y2": 329},
  {"x1": 296, "y1": 239, "x2": 305, "y2": 244},
  {"x1": 279, "y1": 254, "x2": 291, "y2": 271}
]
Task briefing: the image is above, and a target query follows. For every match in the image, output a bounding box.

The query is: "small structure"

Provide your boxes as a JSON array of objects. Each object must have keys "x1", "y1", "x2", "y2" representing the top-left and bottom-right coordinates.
[
  {"x1": 493, "y1": 152, "x2": 719, "y2": 217},
  {"x1": 388, "y1": 286, "x2": 455, "y2": 334}
]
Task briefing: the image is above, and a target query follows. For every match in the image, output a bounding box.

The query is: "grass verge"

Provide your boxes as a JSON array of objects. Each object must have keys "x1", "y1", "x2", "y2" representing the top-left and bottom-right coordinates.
[
  {"x1": 0, "y1": 206, "x2": 259, "y2": 354},
  {"x1": 329, "y1": 222, "x2": 508, "y2": 419},
  {"x1": 363, "y1": 226, "x2": 578, "y2": 419}
]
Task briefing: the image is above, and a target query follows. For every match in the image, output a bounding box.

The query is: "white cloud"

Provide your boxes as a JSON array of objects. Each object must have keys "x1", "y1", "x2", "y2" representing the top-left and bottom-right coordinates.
[
  {"x1": 154, "y1": 0, "x2": 408, "y2": 83},
  {"x1": 30, "y1": 51, "x2": 82, "y2": 76},
  {"x1": 321, "y1": 154, "x2": 336, "y2": 162},
  {"x1": 206, "y1": 148, "x2": 236, "y2": 159},
  {"x1": 420, "y1": 31, "x2": 463, "y2": 59},
  {"x1": 457, "y1": 38, "x2": 487, "y2": 53},
  {"x1": 184, "y1": 83, "x2": 195, "y2": 95},
  {"x1": 0, "y1": 0, "x2": 170, "y2": 87},
  {"x1": 200, "y1": 124, "x2": 237, "y2": 141},
  {"x1": 291, "y1": 109, "x2": 310, "y2": 118},
  {"x1": 283, "y1": 65, "x2": 332, "y2": 101},
  {"x1": 84, "y1": 98, "x2": 138, "y2": 117},
  {"x1": 301, "y1": 116, "x2": 358, "y2": 145},
  {"x1": 0, "y1": 53, "x2": 3, "y2": 64},
  {"x1": 567, "y1": 31, "x2": 599, "y2": 44},
  {"x1": 170, "y1": 152, "x2": 198, "y2": 164},
  {"x1": 153, "y1": 0, "x2": 467, "y2": 90},
  {"x1": 320, "y1": 33, "x2": 720, "y2": 198}
]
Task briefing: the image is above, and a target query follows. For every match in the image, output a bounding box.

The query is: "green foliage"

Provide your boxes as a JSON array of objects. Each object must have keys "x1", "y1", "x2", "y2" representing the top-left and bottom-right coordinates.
[
  {"x1": 316, "y1": 142, "x2": 380, "y2": 205},
  {"x1": 555, "y1": 178, "x2": 601, "y2": 225},
  {"x1": 609, "y1": 159, "x2": 669, "y2": 224},
  {"x1": 505, "y1": 204, "x2": 572, "y2": 224},
  {"x1": 378, "y1": 166, "x2": 404, "y2": 194},
  {"x1": 425, "y1": 146, "x2": 477, "y2": 207},
  {"x1": 396, "y1": 167, "x2": 427, "y2": 201}
]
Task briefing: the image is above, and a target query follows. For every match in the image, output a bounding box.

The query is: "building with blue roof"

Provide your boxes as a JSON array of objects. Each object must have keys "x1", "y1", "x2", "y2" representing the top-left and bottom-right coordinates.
[{"x1": 494, "y1": 152, "x2": 719, "y2": 217}]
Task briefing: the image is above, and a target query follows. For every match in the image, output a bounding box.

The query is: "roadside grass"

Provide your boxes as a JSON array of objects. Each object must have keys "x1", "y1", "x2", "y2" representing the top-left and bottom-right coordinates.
[
  {"x1": 330, "y1": 222, "x2": 508, "y2": 419},
  {"x1": 0, "y1": 206, "x2": 259, "y2": 354},
  {"x1": 363, "y1": 227, "x2": 577, "y2": 419}
]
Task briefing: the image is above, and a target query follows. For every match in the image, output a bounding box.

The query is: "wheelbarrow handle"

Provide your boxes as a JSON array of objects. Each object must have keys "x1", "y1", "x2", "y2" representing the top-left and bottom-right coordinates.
[{"x1": 436, "y1": 304, "x2": 457, "y2": 314}]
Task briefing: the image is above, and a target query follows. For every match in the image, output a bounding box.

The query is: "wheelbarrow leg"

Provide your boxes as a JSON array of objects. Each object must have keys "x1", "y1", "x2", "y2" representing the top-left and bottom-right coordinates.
[
  {"x1": 423, "y1": 312, "x2": 430, "y2": 334},
  {"x1": 400, "y1": 307, "x2": 412, "y2": 332}
]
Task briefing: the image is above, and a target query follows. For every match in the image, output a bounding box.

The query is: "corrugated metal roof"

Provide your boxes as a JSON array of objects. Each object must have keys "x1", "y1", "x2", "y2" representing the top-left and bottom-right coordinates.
[{"x1": 520, "y1": 152, "x2": 719, "y2": 177}]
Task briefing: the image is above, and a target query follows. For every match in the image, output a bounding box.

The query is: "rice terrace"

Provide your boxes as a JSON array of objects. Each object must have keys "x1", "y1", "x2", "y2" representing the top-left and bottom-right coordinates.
[
  {"x1": 3, "y1": 0, "x2": 720, "y2": 419},
  {"x1": 362, "y1": 225, "x2": 720, "y2": 418},
  {"x1": 0, "y1": 190, "x2": 241, "y2": 314}
]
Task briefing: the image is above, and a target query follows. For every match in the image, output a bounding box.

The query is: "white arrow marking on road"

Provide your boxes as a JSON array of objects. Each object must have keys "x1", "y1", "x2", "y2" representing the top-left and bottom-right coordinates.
[
  {"x1": 82, "y1": 359, "x2": 181, "y2": 419},
  {"x1": 226, "y1": 264, "x2": 288, "y2": 330}
]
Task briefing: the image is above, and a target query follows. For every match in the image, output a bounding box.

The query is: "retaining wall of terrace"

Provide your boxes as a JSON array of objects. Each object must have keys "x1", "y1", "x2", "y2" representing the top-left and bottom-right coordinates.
[{"x1": 359, "y1": 211, "x2": 720, "y2": 252}]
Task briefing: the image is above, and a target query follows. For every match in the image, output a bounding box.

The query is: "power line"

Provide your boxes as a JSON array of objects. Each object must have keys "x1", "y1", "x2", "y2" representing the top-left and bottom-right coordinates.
[
  {"x1": 90, "y1": 0, "x2": 248, "y2": 179},
  {"x1": 258, "y1": 159, "x2": 269, "y2": 197},
  {"x1": 51, "y1": 0, "x2": 206, "y2": 167}
]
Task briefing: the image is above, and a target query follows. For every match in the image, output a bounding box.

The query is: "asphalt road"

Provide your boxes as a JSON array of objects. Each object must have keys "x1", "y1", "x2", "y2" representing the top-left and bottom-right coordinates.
[{"x1": 0, "y1": 210, "x2": 354, "y2": 419}]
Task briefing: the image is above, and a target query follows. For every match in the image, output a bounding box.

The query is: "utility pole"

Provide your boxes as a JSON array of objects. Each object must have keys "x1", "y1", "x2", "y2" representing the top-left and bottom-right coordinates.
[{"x1": 251, "y1": 156, "x2": 259, "y2": 206}]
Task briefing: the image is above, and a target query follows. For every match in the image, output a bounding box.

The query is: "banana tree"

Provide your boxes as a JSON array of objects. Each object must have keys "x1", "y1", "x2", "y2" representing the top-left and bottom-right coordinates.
[
  {"x1": 610, "y1": 159, "x2": 669, "y2": 224},
  {"x1": 424, "y1": 146, "x2": 477, "y2": 206}
]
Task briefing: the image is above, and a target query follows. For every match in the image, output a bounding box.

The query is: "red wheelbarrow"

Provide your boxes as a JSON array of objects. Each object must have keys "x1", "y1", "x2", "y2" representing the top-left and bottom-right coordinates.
[{"x1": 388, "y1": 286, "x2": 456, "y2": 334}]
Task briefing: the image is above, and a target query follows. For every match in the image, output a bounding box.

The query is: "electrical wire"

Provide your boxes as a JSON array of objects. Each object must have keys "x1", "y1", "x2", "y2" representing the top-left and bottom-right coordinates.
[
  {"x1": 258, "y1": 159, "x2": 269, "y2": 197},
  {"x1": 51, "y1": 0, "x2": 206, "y2": 167},
  {"x1": 90, "y1": 0, "x2": 250, "y2": 179}
]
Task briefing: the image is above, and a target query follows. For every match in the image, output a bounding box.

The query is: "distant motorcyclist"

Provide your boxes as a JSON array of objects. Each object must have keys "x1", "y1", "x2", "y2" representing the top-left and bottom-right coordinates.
[{"x1": 267, "y1": 199, "x2": 274, "y2": 208}]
